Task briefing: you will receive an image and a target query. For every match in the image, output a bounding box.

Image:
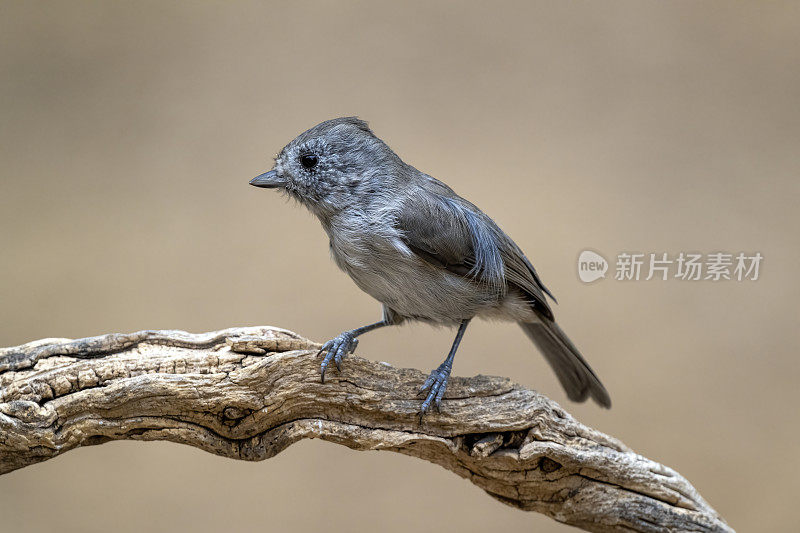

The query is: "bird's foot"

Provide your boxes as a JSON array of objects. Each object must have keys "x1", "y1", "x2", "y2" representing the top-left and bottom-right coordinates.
[
  {"x1": 318, "y1": 331, "x2": 359, "y2": 382},
  {"x1": 418, "y1": 362, "x2": 452, "y2": 419}
]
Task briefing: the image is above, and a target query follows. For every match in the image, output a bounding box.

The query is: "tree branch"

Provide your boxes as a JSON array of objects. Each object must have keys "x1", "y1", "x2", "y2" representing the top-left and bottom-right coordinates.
[{"x1": 0, "y1": 326, "x2": 731, "y2": 532}]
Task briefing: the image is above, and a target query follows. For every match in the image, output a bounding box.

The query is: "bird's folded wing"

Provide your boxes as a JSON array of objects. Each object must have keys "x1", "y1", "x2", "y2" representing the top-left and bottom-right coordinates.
[{"x1": 395, "y1": 181, "x2": 554, "y2": 319}]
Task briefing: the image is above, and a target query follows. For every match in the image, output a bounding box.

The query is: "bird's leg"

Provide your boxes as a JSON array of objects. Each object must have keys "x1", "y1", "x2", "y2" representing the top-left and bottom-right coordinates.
[
  {"x1": 319, "y1": 320, "x2": 389, "y2": 382},
  {"x1": 419, "y1": 318, "x2": 471, "y2": 418}
]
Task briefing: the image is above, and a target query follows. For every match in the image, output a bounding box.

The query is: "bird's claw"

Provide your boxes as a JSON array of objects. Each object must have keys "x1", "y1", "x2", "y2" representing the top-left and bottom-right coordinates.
[
  {"x1": 319, "y1": 332, "x2": 359, "y2": 382},
  {"x1": 418, "y1": 363, "x2": 452, "y2": 419}
]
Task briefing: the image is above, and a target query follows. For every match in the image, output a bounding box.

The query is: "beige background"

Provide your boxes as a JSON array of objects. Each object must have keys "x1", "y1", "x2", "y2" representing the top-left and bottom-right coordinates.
[{"x1": 1, "y1": 2, "x2": 798, "y2": 532}]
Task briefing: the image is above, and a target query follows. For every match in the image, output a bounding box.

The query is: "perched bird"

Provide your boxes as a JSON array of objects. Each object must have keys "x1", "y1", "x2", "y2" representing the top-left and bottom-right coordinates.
[{"x1": 250, "y1": 117, "x2": 610, "y2": 415}]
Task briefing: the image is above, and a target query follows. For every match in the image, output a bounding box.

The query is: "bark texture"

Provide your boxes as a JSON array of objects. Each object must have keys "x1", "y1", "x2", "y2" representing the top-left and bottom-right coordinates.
[{"x1": 0, "y1": 326, "x2": 731, "y2": 532}]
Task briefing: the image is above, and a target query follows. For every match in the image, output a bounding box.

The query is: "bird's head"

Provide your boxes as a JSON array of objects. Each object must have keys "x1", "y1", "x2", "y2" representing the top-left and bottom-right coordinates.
[{"x1": 250, "y1": 117, "x2": 400, "y2": 218}]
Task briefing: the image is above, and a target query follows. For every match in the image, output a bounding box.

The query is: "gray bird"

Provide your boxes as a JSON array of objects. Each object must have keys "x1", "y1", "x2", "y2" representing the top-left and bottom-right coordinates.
[{"x1": 250, "y1": 117, "x2": 610, "y2": 414}]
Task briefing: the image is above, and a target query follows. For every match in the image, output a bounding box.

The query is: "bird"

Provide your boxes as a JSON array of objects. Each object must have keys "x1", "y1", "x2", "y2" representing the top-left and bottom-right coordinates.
[{"x1": 249, "y1": 117, "x2": 610, "y2": 415}]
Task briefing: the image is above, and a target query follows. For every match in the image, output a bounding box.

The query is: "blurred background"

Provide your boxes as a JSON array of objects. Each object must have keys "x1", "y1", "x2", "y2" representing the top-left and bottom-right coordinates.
[{"x1": 1, "y1": 2, "x2": 798, "y2": 532}]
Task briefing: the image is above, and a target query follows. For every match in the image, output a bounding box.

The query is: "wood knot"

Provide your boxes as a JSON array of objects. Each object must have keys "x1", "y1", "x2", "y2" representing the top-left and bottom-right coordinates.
[
  {"x1": 539, "y1": 456, "x2": 562, "y2": 473},
  {"x1": 221, "y1": 406, "x2": 254, "y2": 426}
]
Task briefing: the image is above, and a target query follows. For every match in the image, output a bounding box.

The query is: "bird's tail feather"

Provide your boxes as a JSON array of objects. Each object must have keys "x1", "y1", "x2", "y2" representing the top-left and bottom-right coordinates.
[{"x1": 519, "y1": 319, "x2": 611, "y2": 408}]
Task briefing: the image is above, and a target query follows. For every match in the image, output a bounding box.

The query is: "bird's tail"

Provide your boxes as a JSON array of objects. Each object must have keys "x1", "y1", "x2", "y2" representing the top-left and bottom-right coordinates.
[{"x1": 519, "y1": 318, "x2": 611, "y2": 408}]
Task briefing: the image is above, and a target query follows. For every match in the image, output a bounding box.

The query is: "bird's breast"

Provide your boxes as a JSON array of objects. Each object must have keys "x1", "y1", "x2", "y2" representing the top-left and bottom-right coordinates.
[{"x1": 327, "y1": 223, "x2": 501, "y2": 324}]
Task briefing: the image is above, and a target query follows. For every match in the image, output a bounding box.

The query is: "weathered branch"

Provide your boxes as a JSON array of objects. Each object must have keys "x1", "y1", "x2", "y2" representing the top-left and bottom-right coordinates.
[{"x1": 0, "y1": 326, "x2": 731, "y2": 532}]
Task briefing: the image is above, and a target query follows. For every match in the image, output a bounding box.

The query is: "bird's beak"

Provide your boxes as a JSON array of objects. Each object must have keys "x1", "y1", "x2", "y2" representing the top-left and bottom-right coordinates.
[{"x1": 249, "y1": 170, "x2": 286, "y2": 189}]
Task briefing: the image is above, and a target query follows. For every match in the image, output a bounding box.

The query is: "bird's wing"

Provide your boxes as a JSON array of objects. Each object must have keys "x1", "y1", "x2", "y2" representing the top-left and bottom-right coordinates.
[
  {"x1": 502, "y1": 239, "x2": 557, "y2": 318},
  {"x1": 395, "y1": 185, "x2": 493, "y2": 282},
  {"x1": 395, "y1": 178, "x2": 555, "y2": 319}
]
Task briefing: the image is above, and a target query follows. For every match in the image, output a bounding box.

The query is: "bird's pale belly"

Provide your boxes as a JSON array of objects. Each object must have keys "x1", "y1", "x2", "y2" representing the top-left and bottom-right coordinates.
[{"x1": 333, "y1": 245, "x2": 509, "y2": 324}]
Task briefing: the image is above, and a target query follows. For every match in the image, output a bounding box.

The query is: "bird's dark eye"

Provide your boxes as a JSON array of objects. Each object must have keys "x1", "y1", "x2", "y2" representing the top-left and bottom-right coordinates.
[{"x1": 300, "y1": 154, "x2": 318, "y2": 170}]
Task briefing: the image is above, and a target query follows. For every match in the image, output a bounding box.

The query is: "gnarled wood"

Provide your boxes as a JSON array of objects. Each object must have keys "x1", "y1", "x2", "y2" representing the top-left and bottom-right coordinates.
[{"x1": 0, "y1": 326, "x2": 731, "y2": 532}]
